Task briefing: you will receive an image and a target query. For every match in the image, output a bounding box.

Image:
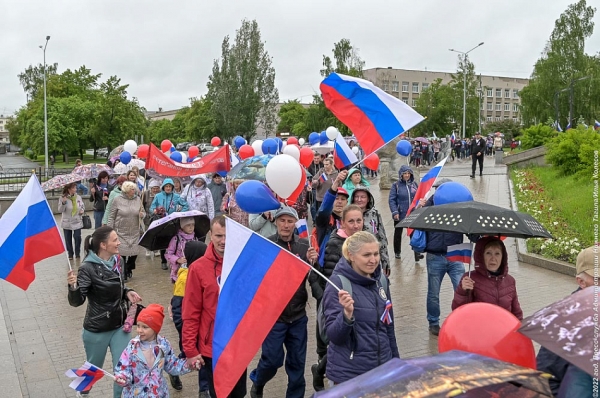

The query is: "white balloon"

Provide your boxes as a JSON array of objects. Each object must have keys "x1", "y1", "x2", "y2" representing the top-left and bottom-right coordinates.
[
  {"x1": 298, "y1": 138, "x2": 306, "y2": 146},
  {"x1": 252, "y1": 140, "x2": 264, "y2": 156},
  {"x1": 180, "y1": 152, "x2": 188, "y2": 163},
  {"x1": 282, "y1": 144, "x2": 300, "y2": 161},
  {"x1": 124, "y1": 139, "x2": 138, "y2": 154},
  {"x1": 265, "y1": 154, "x2": 302, "y2": 199},
  {"x1": 352, "y1": 146, "x2": 359, "y2": 154},
  {"x1": 326, "y1": 126, "x2": 339, "y2": 140}
]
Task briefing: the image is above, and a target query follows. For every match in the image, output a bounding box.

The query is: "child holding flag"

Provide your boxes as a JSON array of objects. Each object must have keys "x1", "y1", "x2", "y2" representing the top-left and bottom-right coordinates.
[{"x1": 114, "y1": 304, "x2": 193, "y2": 397}]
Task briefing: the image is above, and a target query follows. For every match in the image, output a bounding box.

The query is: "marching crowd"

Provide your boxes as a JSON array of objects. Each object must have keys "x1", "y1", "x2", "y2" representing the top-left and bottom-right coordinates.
[{"x1": 63, "y1": 143, "x2": 593, "y2": 398}]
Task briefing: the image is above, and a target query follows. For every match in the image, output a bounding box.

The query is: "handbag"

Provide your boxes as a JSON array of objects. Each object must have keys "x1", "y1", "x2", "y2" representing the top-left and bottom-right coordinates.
[{"x1": 82, "y1": 214, "x2": 92, "y2": 229}]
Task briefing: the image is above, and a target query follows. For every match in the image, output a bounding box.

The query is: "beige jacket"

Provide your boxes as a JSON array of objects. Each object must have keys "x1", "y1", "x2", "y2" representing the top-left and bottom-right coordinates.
[{"x1": 107, "y1": 193, "x2": 145, "y2": 257}]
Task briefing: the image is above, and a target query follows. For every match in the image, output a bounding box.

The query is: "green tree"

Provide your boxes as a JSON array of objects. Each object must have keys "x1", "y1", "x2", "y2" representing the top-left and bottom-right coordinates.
[
  {"x1": 449, "y1": 56, "x2": 480, "y2": 137},
  {"x1": 520, "y1": 0, "x2": 599, "y2": 127},
  {"x1": 546, "y1": 125, "x2": 600, "y2": 178},
  {"x1": 320, "y1": 38, "x2": 365, "y2": 78},
  {"x1": 148, "y1": 119, "x2": 175, "y2": 144},
  {"x1": 414, "y1": 79, "x2": 456, "y2": 137},
  {"x1": 520, "y1": 123, "x2": 558, "y2": 149},
  {"x1": 277, "y1": 100, "x2": 307, "y2": 133},
  {"x1": 207, "y1": 19, "x2": 279, "y2": 141},
  {"x1": 17, "y1": 63, "x2": 59, "y2": 100},
  {"x1": 183, "y1": 97, "x2": 218, "y2": 142}
]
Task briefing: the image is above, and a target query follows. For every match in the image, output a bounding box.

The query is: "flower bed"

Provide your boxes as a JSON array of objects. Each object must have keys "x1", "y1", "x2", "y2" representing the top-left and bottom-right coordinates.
[{"x1": 511, "y1": 168, "x2": 584, "y2": 263}]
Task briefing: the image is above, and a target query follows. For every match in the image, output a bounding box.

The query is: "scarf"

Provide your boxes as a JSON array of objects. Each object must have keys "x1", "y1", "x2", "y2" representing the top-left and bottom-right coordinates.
[
  {"x1": 70, "y1": 195, "x2": 78, "y2": 216},
  {"x1": 84, "y1": 251, "x2": 121, "y2": 274}
]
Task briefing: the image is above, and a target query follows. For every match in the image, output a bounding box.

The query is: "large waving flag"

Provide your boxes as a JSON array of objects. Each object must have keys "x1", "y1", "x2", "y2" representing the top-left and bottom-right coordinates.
[
  {"x1": 0, "y1": 175, "x2": 64, "y2": 290},
  {"x1": 65, "y1": 361, "x2": 108, "y2": 392},
  {"x1": 333, "y1": 134, "x2": 358, "y2": 169},
  {"x1": 406, "y1": 156, "x2": 448, "y2": 235},
  {"x1": 213, "y1": 219, "x2": 311, "y2": 398},
  {"x1": 446, "y1": 243, "x2": 473, "y2": 264},
  {"x1": 320, "y1": 73, "x2": 425, "y2": 155}
]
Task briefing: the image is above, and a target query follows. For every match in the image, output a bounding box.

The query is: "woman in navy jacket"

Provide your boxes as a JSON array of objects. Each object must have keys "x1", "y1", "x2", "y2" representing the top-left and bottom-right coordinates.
[
  {"x1": 322, "y1": 231, "x2": 399, "y2": 385},
  {"x1": 388, "y1": 165, "x2": 420, "y2": 260}
]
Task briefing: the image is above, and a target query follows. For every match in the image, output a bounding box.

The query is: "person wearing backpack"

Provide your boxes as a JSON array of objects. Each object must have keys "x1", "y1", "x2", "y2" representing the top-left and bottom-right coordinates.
[{"x1": 322, "y1": 231, "x2": 399, "y2": 386}]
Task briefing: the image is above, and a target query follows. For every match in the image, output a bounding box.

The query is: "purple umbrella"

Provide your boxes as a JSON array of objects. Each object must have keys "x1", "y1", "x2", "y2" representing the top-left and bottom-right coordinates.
[
  {"x1": 414, "y1": 137, "x2": 430, "y2": 144},
  {"x1": 138, "y1": 210, "x2": 210, "y2": 251}
]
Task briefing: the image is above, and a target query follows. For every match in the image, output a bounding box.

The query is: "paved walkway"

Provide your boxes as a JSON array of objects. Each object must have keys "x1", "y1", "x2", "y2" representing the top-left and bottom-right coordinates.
[{"x1": 0, "y1": 157, "x2": 575, "y2": 397}]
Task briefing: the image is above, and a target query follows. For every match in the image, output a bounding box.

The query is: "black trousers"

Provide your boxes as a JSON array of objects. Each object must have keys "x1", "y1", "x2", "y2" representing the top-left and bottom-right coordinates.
[
  {"x1": 471, "y1": 154, "x2": 484, "y2": 175},
  {"x1": 123, "y1": 255, "x2": 137, "y2": 279},
  {"x1": 394, "y1": 222, "x2": 420, "y2": 260},
  {"x1": 203, "y1": 357, "x2": 247, "y2": 398}
]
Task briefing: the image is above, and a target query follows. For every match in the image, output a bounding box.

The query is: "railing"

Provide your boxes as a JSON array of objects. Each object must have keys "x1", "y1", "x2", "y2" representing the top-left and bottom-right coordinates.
[{"x1": 0, "y1": 167, "x2": 77, "y2": 195}]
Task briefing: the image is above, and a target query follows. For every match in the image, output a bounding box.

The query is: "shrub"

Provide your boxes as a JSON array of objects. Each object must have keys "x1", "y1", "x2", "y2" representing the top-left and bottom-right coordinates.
[
  {"x1": 546, "y1": 126, "x2": 600, "y2": 178},
  {"x1": 520, "y1": 124, "x2": 557, "y2": 150}
]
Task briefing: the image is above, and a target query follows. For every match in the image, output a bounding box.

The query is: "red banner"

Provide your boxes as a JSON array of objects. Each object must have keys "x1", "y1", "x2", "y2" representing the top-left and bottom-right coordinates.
[{"x1": 144, "y1": 143, "x2": 231, "y2": 178}]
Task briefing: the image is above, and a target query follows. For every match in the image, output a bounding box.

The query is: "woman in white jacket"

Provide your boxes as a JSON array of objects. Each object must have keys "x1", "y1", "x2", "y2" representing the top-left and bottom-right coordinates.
[
  {"x1": 181, "y1": 175, "x2": 214, "y2": 219},
  {"x1": 58, "y1": 182, "x2": 85, "y2": 260}
]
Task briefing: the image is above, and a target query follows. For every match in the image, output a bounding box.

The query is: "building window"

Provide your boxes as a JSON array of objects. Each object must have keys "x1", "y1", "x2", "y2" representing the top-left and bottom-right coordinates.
[
  {"x1": 495, "y1": 103, "x2": 501, "y2": 111},
  {"x1": 382, "y1": 80, "x2": 389, "y2": 91},
  {"x1": 487, "y1": 88, "x2": 493, "y2": 97},
  {"x1": 480, "y1": 102, "x2": 484, "y2": 110},
  {"x1": 487, "y1": 103, "x2": 493, "y2": 111},
  {"x1": 402, "y1": 82, "x2": 409, "y2": 92},
  {"x1": 486, "y1": 116, "x2": 492, "y2": 122},
  {"x1": 504, "y1": 103, "x2": 510, "y2": 111},
  {"x1": 402, "y1": 98, "x2": 408, "y2": 104},
  {"x1": 513, "y1": 103, "x2": 519, "y2": 112},
  {"x1": 411, "y1": 99, "x2": 417, "y2": 107},
  {"x1": 495, "y1": 117, "x2": 501, "y2": 121},
  {"x1": 496, "y1": 89, "x2": 502, "y2": 97},
  {"x1": 412, "y1": 82, "x2": 419, "y2": 93},
  {"x1": 513, "y1": 117, "x2": 518, "y2": 123},
  {"x1": 422, "y1": 82, "x2": 429, "y2": 91},
  {"x1": 505, "y1": 89, "x2": 510, "y2": 98},
  {"x1": 513, "y1": 89, "x2": 519, "y2": 98},
  {"x1": 392, "y1": 81, "x2": 399, "y2": 92},
  {"x1": 504, "y1": 115, "x2": 509, "y2": 120}
]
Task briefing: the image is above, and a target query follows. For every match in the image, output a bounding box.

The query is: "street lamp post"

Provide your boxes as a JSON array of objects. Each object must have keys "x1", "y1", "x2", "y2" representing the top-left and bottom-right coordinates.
[
  {"x1": 449, "y1": 42, "x2": 484, "y2": 139},
  {"x1": 40, "y1": 36, "x2": 50, "y2": 174}
]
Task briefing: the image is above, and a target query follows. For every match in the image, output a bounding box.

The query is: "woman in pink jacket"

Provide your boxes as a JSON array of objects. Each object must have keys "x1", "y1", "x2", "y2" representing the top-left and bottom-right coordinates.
[{"x1": 452, "y1": 237, "x2": 523, "y2": 319}]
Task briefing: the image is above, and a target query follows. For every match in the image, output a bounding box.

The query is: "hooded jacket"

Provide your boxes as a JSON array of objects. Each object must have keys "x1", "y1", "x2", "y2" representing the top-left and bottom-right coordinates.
[
  {"x1": 388, "y1": 165, "x2": 418, "y2": 221},
  {"x1": 150, "y1": 178, "x2": 189, "y2": 215},
  {"x1": 315, "y1": 187, "x2": 344, "y2": 264},
  {"x1": 182, "y1": 176, "x2": 214, "y2": 219},
  {"x1": 351, "y1": 187, "x2": 390, "y2": 272},
  {"x1": 182, "y1": 242, "x2": 222, "y2": 359},
  {"x1": 208, "y1": 179, "x2": 228, "y2": 215},
  {"x1": 107, "y1": 191, "x2": 144, "y2": 257},
  {"x1": 452, "y1": 237, "x2": 523, "y2": 320},
  {"x1": 323, "y1": 257, "x2": 399, "y2": 384},
  {"x1": 342, "y1": 168, "x2": 370, "y2": 198},
  {"x1": 165, "y1": 229, "x2": 198, "y2": 283},
  {"x1": 68, "y1": 254, "x2": 133, "y2": 333}
]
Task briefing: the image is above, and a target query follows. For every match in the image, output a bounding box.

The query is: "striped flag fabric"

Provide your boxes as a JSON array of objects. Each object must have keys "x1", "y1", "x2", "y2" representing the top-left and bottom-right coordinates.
[
  {"x1": 333, "y1": 134, "x2": 358, "y2": 169},
  {"x1": 212, "y1": 219, "x2": 310, "y2": 398},
  {"x1": 65, "y1": 361, "x2": 107, "y2": 392},
  {"x1": 446, "y1": 243, "x2": 473, "y2": 264},
  {"x1": 295, "y1": 219, "x2": 309, "y2": 238},
  {"x1": 319, "y1": 173, "x2": 328, "y2": 183},
  {"x1": 320, "y1": 73, "x2": 425, "y2": 155},
  {"x1": 0, "y1": 175, "x2": 64, "y2": 290},
  {"x1": 594, "y1": 120, "x2": 600, "y2": 130}
]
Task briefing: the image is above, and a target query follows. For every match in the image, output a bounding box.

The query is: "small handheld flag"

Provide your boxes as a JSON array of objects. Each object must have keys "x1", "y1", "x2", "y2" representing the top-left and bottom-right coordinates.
[
  {"x1": 319, "y1": 173, "x2": 328, "y2": 183},
  {"x1": 446, "y1": 243, "x2": 473, "y2": 264},
  {"x1": 65, "y1": 361, "x2": 113, "y2": 392},
  {"x1": 295, "y1": 219, "x2": 309, "y2": 239},
  {"x1": 333, "y1": 134, "x2": 358, "y2": 169}
]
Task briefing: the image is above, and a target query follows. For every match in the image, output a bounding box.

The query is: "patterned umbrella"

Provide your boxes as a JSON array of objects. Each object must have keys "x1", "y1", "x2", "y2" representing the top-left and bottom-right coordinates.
[
  {"x1": 113, "y1": 159, "x2": 146, "y2": 174},
  {"x1": 41, "y1": 173, "x2": 84, "y2": 191},
  {"x1": 414, "y1": 137, "x2": 430, "y2": 144},
  {"x1": 227, "y1": 155, "x2": 274, "y2": 181},
  {"x1": 109, "y1": 145, "x2": 125, "y2": 158},
  {"x1": 72, "y1": 164, "x2": 114, "y2": 179}
]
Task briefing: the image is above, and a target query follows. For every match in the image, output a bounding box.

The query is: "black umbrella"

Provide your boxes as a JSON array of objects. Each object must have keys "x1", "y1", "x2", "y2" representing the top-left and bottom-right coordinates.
[
  {"x1": 138, "y1": 210, "x2": 210, "y2": 251},
  {"x1": 397, "y1": 201, "x2": 553, "y2": 239}
]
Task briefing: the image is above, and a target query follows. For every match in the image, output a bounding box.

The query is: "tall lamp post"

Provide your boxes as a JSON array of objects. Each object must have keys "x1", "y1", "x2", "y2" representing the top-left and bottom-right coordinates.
[
  {"x1": 40, "y1": 36, "x2": 50, "y2": 174},
  {"x1": 449, "y1": 42, "x2": 484, "y2": 139}
]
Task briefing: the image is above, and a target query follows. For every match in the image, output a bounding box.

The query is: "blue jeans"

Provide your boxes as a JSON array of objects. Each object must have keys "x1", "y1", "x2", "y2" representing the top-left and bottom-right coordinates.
[
  {"x1": 64, "y1": 228, "x2": 82, "y2": 258},
  {"x1": 250, "y1": 315, "x2": 308, "y2": 398},
  {"x1": 426, "y1": 253, "x2": 464, "y2": 326},
  {"x1": 93, "y1": 210, "x2": 105, "y2": 229},
  {"x1": 77, "y1": 182, "x2": 88, "y2": 195}
]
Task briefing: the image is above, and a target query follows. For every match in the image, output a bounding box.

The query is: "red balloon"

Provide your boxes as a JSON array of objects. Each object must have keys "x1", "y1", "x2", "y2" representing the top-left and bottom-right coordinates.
[
  {"x1": 188, "y1": 145, "x2": 199, "y2": 158},
  {"x1": 137, "y1": 144, "x2": 149, "y2": 159},
  {"x1": 285, "y1": 167, "x2": 307, "y2": 205},
  {"x1": 363, "y1": 153, "x2": 380, "y2": 170},
  {"x1": 211, "y1": 137, "x2": 221, "y2": 147},
  {"x1": 287, "y1": 137, "x2": 298, "y2": 145},
  {"x1": 439, "y1": 303, "x2": 536, "y2": 369},
  {"x1": 161, "y1": 140, "x2": 172, "y2": 153},
  {"x1": 299, "y1": 147, "x2": 314, "y2": 168},
  {"x1": 238, "y1": 144, "x2": 254, "y2": 160}
]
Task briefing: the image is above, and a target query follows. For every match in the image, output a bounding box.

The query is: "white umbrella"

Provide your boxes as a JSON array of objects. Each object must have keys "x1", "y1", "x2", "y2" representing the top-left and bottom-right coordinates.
[
  {"x1": 113, "y1": 159, "x2": 145, "y2": 174},
  {"x1": 311, "y1": 141, "x2": 334, "y2": 155}
]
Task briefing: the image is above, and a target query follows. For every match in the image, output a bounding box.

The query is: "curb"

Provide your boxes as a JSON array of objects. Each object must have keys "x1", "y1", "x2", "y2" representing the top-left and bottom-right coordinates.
[{"x1": 507, "y1": 168, "x2": 576, "y2": 276}]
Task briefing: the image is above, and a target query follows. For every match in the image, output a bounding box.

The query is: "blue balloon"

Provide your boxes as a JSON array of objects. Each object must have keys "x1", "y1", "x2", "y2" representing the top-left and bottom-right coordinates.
[
  {"x1": 396, "y1": 140, "x2": 412, "y2": 157},
  {"x1": 274, "y1": 137, "x2": 283, "y2": 152},
  {"x1": 235, "y1": 181, "x2": 280, "y2": 213},
  {"x1": 308, "y1": 132, "x2": 320, "y2": 145},
  {"x1": 319, "y1": 131, "x2": 329, "y2": 144},
  {"x1": 262, "y1": 138, "x2": 278, "y2": 155},
  {"x1": 234, "y1": 136, "x2": 246, "y2": 150},
  {"x1": 120, "y1": 151, "x2": 132, "y2": 165},
  {"x1": 188, "y1": 156, "x2": 195, "y2": 162},
  {"x1": 170, "y1": 151, "x2": 183, "y2": 163},
  {"x1": 170, "y1": 146, "x2": 176, "y2": 153},
  {"x1": 434, "y1": 182, "x2": 473, "y2": 205}
]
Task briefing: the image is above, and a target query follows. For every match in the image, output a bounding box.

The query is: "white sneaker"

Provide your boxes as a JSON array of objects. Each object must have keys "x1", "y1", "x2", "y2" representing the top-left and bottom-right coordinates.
[{"x1": 146, "y1": 250, "x2": 151, "y2": 257}]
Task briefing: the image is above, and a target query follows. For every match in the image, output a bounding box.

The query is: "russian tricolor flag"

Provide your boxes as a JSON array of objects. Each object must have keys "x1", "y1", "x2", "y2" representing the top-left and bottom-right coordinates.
[
  {"x1": 295, "y1": 219, "x2": 309, "y2": 238},
  {"x1": 333, "y1": 134, "x2": 358, "y2": 169},
  {"x1": 212, "y1": 219, "x2": 310, "y2": 398},
  {"x1": 320, "y1": 73, "x2": 425, "y2": 155},
  {"x1": 319, "y1": 173, "x2": 328, "y2": 183},
  {"x1": 65, "y1": 361, "x2": 107, "y2": 392},
  {"x1": 446, "y1": 243, "x2": 473, "y2": 264},
  {"x1": 594, "y1": 120, "x2": 600, "y2": 130},
  {"x1": 0, "y1": 175, "x2": 64, "y2": 290}
]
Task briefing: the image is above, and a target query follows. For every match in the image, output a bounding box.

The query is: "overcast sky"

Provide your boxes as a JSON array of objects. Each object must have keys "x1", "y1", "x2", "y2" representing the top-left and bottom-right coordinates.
[{"x1": 2, "y1": 0, "x2": 598, "y2": 115}]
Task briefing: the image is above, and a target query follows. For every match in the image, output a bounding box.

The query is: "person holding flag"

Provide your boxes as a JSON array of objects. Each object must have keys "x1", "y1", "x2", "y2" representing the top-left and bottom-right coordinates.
[
  {"x1": 312, "y1": 158, "x2": 338, "y2": 213},
  {"x1": 388, "y1": 165, "x2": 422, "y2": 261}
]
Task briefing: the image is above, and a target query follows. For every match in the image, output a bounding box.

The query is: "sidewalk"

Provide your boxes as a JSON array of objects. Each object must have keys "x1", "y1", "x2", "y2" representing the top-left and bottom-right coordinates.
[{"x1": 0, "y1": 158, "x2": 575, "y2": 397}]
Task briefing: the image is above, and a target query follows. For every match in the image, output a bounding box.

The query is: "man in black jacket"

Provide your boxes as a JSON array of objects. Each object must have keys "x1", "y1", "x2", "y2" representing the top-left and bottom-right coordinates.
[
  {"x1": 250, "y1": 206, "x2": 320, "y2": 398},
  {"x1": 470, "y1": 132, "x2": 486, "y2": 178}
]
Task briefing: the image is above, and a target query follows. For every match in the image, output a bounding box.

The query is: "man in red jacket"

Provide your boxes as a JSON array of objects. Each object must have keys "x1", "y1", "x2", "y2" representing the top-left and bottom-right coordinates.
[{"x1": 182, "y1": 215, "x2": 247, "y2": 398}]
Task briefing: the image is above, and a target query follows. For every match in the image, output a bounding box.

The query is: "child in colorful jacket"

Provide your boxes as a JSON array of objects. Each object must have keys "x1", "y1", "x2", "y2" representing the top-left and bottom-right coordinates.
[
  {"x1": 114, "y1": 304, "x2": 192, "y2": 397},
  {"x1": 164, "y1": 217, "x2": 198, "y2": 283}
]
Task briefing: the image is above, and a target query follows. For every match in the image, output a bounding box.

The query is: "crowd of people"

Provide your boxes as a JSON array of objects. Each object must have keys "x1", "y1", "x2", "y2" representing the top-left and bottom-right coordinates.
[{"x1": 62, "y1": 139, "x2": 592, "y2": 398}]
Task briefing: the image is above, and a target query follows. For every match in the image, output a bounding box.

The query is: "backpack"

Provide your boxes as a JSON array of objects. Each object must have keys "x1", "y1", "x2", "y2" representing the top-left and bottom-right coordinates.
[
  {"x1": 410, "y1": 230, "x2": 427, "y2": 253},
  {"x1": 317, "y1": 273, "x2": 389, "y2": 345}
]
